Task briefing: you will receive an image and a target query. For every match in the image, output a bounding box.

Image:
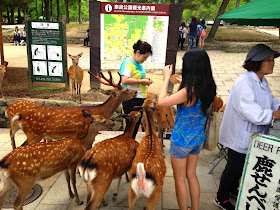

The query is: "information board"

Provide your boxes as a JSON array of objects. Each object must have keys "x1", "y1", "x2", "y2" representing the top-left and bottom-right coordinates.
[
  {"x1": 27, "y1": 21, "x2": 65, "y2": 83},
  {"x1": 236, "y1": 133, "x2": 280, "y2": 209},
  {"x1": 100, "y1": 2, "x2": 169, "y2": 63}
]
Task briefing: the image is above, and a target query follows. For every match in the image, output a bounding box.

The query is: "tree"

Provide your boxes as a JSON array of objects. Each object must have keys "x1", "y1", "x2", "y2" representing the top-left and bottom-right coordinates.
[
  {"x1": 65, "y1": 0, "x2": 69, "y2": 23},
  {"x1": 78, "y1": 0, "x2": 81, "y2": 23},
  {"x1": 206, "y1": 0, "x2": 230, "y2": 42}
]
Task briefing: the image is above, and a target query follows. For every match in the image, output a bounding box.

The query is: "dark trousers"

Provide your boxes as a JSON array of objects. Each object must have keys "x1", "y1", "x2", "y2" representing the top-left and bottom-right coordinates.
[
  {"x1": 178, "y1": 37, "x2": 185, "y2": 50},
  {"x1": 122, "y1": 98, "x2": 145, "y2": 139},
  {"x1": 84, "y1": 38, "x2": 89, "y2": 46},
  {"x1": 217, "y1": 148, "x2": 246, "y2": 201}
]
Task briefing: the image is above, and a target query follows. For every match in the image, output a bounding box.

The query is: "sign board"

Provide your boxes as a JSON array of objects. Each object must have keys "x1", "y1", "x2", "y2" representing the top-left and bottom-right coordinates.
[
  {"x1": 100, "y1": 2, "x2": 170, "y2": 63},
  {"x1": 27, "y1": 21, "x2": 66, "y2": 83},
  {"x1": 236, "y1": 133, "x2": 280, "y2": 209}
]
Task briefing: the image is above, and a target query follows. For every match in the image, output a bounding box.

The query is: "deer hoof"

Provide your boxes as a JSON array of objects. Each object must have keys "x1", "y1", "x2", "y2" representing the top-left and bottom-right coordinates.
[
  {"x1": 76, "y1": 200, "x2": 84, "y2": 205},
  {"x1": 112, "y1": 193, "x2": 117, "y2": 202},
  {"x1": 69, "y1": 193, "x2": 74, "y2": 198}
]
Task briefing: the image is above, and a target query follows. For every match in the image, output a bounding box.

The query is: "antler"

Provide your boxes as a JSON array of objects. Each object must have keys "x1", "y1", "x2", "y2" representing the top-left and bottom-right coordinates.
[{"x1": 88, "y1": 68, "x2": 122, "y2": 88}]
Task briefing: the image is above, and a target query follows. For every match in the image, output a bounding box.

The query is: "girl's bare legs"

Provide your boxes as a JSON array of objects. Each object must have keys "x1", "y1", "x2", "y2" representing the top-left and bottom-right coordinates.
[
  {"x1": 186, "y1": 154, "x2": 200, "y2": 210},
  {"x1": 171, "y1": 156, "x2": 188, "y2": 210}
]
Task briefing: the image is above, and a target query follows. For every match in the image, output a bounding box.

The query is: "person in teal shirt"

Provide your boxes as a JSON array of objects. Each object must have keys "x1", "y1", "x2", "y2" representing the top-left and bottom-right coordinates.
[
  {"x1": 120, "y1": 40, "x2": 153, "y2": 138},
  {"x1": 158, "y1": 48, "x2": 216, "y2": 210}
]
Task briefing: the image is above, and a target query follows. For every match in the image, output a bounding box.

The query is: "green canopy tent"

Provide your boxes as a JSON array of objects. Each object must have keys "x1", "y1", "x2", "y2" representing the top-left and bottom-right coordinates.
[{"x1": 218, "y1": 0, "x2": 280, "y2": 38}]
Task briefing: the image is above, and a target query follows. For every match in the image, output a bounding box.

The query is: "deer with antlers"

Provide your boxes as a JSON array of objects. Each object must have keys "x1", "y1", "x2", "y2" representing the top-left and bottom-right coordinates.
[
  {"x1": 0, "y1": 61, "x2": 8, "y2": 98},
  {"x1": 0, "y1": 110, "x2": 114, "y2": 210},
  {"x1": 68, "y1": 53, "x2": 84, "y2": 102},
  {"x1": 79, "y1": 111, "x2": 141, "y2": 209},
  {"x1": 128, "y1": 94, "x2": 166, "y2": 210},
  {"x1": 9, "y1": 71, "x2": 137, "y2": 148}
]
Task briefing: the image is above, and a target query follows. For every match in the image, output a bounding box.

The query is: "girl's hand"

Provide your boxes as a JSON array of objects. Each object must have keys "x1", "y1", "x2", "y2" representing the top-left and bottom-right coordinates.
[
  {"x1": 273, "y1": 110, "x2": 280, "y2": 120},
  {"x1": 139, "y1": 78, "x2": 153, "y2": 86},
  {"x1": 163, "y1": 64, "x2": 173, "y2": 78}
]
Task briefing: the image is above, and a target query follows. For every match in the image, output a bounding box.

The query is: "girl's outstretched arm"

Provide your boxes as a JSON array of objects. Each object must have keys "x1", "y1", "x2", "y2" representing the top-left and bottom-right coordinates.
[{"x1": 158, "y1": 65, "x2": 188, "y2": 107}]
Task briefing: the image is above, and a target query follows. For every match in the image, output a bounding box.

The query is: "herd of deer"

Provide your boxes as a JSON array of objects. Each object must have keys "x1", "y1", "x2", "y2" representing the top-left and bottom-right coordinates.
[{"x1": 0, "y1": 62, "x2": 175, "y2": 210}]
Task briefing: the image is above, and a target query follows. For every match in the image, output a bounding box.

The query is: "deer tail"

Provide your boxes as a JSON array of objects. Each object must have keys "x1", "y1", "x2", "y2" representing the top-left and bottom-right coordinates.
[{"x1": 78, "y1": 164, "x2": 97, "y2": 183}]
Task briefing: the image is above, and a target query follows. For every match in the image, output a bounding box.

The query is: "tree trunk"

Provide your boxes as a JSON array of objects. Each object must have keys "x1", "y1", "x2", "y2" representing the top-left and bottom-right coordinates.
[
  {"x1": 17, "y1": 8, "x2": 22, "y2": 24},
  {"x1": 56, "y1": 0, "x2": 60, "y2": 21},
  {"x1": 7, "y1": 9, "x2": 10, "y2": 24},
  {"x1": 23, "y1": 7, "x2": 29, "y2": 22},
  {"x1": 42, "y1": 0, "x2": 44, "y2": 19},
  {"x1": 36, "y1": 0, "x2": 39, "y2": 20},
  {"x1": 117, "y1": 0, "x2": 123, "y2": 2},
  {"x1": 206, "y1": 0, "x2": 230, "y2": 42},
  {"x1": 65, "y1": 0, "x2": 70, "y2": 23},
  {"x1": 78, "y1": 0, "x2": 82, "y2": 24},
  {"x1": 11, "y1": 8, "x2": 15, "y2": 24},
  {"x1": 50, "y1": 0, "x2": 53, "y2": 21},
  {"x1": 45, "y1": 0, "x2": 50, "y2": 20},
  {"x1": 235, "y1": 0, "x2": 240, "y2": 8}
]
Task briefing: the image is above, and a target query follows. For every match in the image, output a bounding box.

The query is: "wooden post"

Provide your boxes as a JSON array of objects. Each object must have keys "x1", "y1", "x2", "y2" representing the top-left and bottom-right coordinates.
[
  {"x1": 0, "y1": 13, "x2": 4, "y2": 65},
  {"x1": 26, "y1": 20, "x2": 33, "y2": 88},
  {"x1": 62, "y1": 18, "x2": 69, "y2": 89},
  {"x1": 89, "y1": 0, "x2": 101, "y2": 89},
  {"x1": 165, "y1": 4, "x2": 182, "y2": 93}
]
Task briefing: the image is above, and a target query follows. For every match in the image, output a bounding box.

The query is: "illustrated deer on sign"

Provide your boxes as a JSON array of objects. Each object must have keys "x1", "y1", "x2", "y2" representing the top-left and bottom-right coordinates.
[
  {"x1": 0, "y1": 61, "x2": 8, "y2": 98},
  {"x1": 79, "y1": 111, "x2": 141, "y2": 209},
  {"x1": 9, "y1": 70, "x2": 137, "y2": 148},
  {"x1": 68, "y1": 53, "x2": 84, "y2": 102},
  {"x1": 0, "y1": 110, "x2": 114, "y2": 210},
  {"x1": 129, "y1": 94, "x2": 167, "y2": 210}
]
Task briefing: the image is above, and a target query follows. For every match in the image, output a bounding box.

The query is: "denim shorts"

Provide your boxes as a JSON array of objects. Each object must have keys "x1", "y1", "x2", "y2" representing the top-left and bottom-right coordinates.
[{"x1": 169, "y1": 141, "x2": 204, "y2": 159}]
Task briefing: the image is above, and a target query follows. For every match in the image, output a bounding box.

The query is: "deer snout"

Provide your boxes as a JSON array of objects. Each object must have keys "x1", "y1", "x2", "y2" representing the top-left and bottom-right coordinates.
[{"x1": 75, "y1": 63, "x2": 79, "y2": 66}]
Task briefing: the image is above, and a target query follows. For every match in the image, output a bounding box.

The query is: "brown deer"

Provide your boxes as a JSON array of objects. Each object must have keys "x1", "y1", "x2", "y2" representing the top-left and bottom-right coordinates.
[
  {"x1": 129, "y1": 94, "x2": 166, "y2": 210},
  {"x1": 79, "y1": 111, "x2": 141, "y2": 210},
  {"x1": 68, "y1": 53, "x2": 84, "y2": 102},
  {"x1": 0, "y1": 61, "x2": 8, "y2": 98},
  {"x1": 0, "y1": 110, "x2": 114, "y2": 210},
  {"x1": 5, "y1": 100, "x2": 41, "y2": 149},
  {"x1": 143, "y1": 92, "x2": 175, "y2": 147},
  {"x1": 9, "y1": 71, "x2": 137, "y2": 148}
]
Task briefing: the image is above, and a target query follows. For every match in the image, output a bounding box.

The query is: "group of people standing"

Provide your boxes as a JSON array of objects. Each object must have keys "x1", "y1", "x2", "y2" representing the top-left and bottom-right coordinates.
[
  {"x1": 178, "y1": 17, "x2": 207, "y2": 51},
  {"x1": 121, "y1": 40, "x2": 280, "y2": 210},
  {"x1": 13, "y1": 26, "x2": 26, "y2": 46}
]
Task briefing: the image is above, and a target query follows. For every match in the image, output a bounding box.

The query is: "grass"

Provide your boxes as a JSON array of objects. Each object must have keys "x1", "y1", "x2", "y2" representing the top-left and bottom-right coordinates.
[{"x1": 27, "y1": 87, "x2": 68, "y2": 92}]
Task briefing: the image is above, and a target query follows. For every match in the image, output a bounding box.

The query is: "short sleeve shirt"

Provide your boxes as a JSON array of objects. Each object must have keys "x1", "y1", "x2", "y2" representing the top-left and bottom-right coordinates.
[{"x1": 120, "y1": 57, "x2": 147, "y2": 98}]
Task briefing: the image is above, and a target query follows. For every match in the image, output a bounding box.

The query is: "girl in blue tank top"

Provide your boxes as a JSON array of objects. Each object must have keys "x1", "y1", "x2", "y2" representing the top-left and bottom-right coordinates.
[{"x1": 158, "y1": 48, "x2": 216, "y2": 210}]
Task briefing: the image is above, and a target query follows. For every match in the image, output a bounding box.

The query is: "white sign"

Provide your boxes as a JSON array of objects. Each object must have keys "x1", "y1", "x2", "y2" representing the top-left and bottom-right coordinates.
[
  {"x1": 236, "y1": 133, "x2": 280, "y2": 209},
  {"x1": 48, "y1": 62, "x2": 63, "y2": 76},
  {"x1": 31, "y1": 22, "x2": 59, "y2": 30},
  {"x1": 47, "y1": 45, "x2": 62, "y2": 61},
  {"x1": 32, "y1": 61, "x2": 48, "y2": 76},
  {"x1": 31, "y1": 44, "x2": 46, "y2": 60}
]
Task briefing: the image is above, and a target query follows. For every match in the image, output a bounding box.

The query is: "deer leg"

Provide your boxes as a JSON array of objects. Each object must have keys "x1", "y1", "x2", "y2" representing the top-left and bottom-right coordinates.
[
  {"x1": 64, "y1": 170, "x2": 74, "y2": 198},
  {"x1": 69, "y1": 166, "x2": 84, "y2": 205},
  {"x1": 125, "y1": 172, "x2": 129, "y2": 182},
  {"x1": 85, "y1": 180, "x2": 111, "y2": 210},
  {"x1": 23, "y1": 135, "x2": 45, "y2": 146},
  {"x1": 13, "y1": 180, "x2": 35, "y2": 210},
  {"x1": 112, "y1": 176, "x2": 122, "y2": 202},
  {"x1": 0, "y1": 181, "x2": 14, "y2": 209},
  {"x1": 73, "y1": 82, "x2": 77, "y2": 101},
  {"x1": 145, "y1": 190, "x2": 161, "y2": 210},
  {"x1": 78, "y1": 84, "x2": 82, "y2": 103},
  {"x1": 158, "y1": 127, "x2": 165, "y2": 148},
  {"x1": 10, "y1": 128, "x2": 17, "y2": 150},
  {"x1": 128, "y1": 187, "x2": 138, "y2": 210}
]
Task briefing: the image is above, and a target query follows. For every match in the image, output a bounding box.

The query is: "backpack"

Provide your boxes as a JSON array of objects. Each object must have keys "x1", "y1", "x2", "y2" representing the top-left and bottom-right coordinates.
[
  {"x1": 201, "y1": 29, "x2": 206, "y2": 38},
  {"x1": 179, "y1": 27, "x2": 184, "y2": 39},
  {"x1": 196, "y1": 25, "x2": 202, "y2": 39}
]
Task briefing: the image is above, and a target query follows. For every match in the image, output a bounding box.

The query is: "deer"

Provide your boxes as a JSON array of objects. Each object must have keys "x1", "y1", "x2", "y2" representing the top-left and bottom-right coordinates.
[
  {"x1": 78, "y1": 111, "x2": 141, "y2": 210},
  {"x1": 68, "y1": 53, "x2": 84, "y2": 103},
  {"x1": 0, "y1": 61, "x2": 8, "y2": 98},
  {"x1": 5, "y1": 100, "x2": 41, "y2": 149},
  {"x1": 0, "y1": 110, "x2": 114, "y2": 210},
  {"x1": 143, "y1": 92, "x2": 175, "y2": 148},
  {"x1": 9, "y1": 70, "x2": 137, "y2": 148},
  {"x1": 128, "y1": 94, "x2": 167, "y2": 210}
]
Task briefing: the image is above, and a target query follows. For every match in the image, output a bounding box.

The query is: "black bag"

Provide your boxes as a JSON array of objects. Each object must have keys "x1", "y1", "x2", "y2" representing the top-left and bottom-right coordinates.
[{"x1": 179, "y1": 27, "x2": 184, "y2": 39}]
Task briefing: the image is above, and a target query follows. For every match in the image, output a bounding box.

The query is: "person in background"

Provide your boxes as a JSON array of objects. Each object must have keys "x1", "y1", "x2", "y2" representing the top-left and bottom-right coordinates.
[
  {"x1": 187, "y1": 17, "x2": 198, "y2": 50},
  {"x1": 199, "y1": 19, "x2": 207, "y2": 48},
  {"x1": 178, "y1": 22, "x2": 188, "y2": 52},
  {"x1": 120, "y1": 40, "x2": 153, "y2": 138},
  {"x1": 158, "y1": 48, "x2": 216, "y2": 210},
  {"x1": 84, "y1": 29, "x2": 90, "y2": 47},
  {"x1": 13, "y1": 26, "x2": 21, "y2": 46},
  {"x1": 20, "y1": 26, "x2": 26, "y2": 46},
  {"x1": 196, "y1": 20, "x2": 203, "y2": 48},
  {"x1": 213, "y1": 44, "x2": 280, "y2": 210}
]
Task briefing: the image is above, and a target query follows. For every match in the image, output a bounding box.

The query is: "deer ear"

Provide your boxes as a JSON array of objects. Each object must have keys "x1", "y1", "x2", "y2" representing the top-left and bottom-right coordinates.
[
  {"x1": 82, "y1": 110, "x2": 92, "y2": 118},
  {"x1": 118, "y1": 114, "x2": 128, "y2": 119},
  {"x1": 3, "y1": 61, "x2": 8, "y2": 67},
  {"x1": 78, "y1": 52, "x2": 83, "y2": 57},
  {"x1": 68, "y1": 53, "x2": 72, "y2": 58}
]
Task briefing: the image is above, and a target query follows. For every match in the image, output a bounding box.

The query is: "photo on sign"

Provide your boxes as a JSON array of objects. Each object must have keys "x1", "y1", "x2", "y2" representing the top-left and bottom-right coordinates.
[
  {"x1": 32, "y1": 61, "x2": 48, "y2": 75},
  {"x1": 47, "y1": 45, "x2": 62, "y2": 61},
  {"x1": 48, "y1": 62, "x2": 63, "y2": 76},
  {"x1": 31, "y1": 44, "x2": 47, "y2": 60}
]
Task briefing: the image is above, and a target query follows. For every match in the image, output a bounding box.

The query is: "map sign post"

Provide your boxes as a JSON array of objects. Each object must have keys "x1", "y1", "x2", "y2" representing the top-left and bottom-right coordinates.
[
  {"x1": 89, "y1": 0, "x2": 181, "y2": 89},
  {"x1": 26, "y1": 21, "x2": 68, "y2": 88},
  {"x1": 236, "y1": 133, "x2": 280, "y2": 209}
]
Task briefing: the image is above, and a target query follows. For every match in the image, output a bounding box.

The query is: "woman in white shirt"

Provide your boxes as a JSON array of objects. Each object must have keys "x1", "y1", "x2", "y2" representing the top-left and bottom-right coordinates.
[{"x1": 213, "y1": 44, "x2": 280, "y2": 210}]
